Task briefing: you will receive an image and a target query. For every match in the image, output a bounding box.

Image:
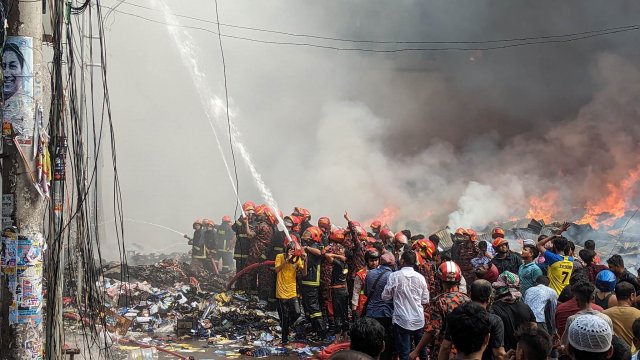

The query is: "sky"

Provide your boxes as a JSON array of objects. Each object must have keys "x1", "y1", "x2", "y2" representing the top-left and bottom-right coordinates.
[{"x1": 97, "y1": 0, "x2": 640, "y2": 257}]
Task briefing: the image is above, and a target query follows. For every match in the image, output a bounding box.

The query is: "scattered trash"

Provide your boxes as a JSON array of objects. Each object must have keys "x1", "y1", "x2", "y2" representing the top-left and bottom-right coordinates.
[{"x1": 63, "y1": 257, "x2": 331, "y2": 358}]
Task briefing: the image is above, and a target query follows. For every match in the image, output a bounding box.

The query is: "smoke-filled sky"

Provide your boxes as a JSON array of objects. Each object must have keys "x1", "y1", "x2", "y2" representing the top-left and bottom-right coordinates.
[{"x1": 100, "y1": 0, "x2": 640, "y2": 257}]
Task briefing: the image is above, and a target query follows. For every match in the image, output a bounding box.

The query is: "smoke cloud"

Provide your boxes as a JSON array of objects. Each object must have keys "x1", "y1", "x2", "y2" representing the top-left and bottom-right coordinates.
[{"x1": 100, "y1": 0, "x2": 640, "y2": 257}]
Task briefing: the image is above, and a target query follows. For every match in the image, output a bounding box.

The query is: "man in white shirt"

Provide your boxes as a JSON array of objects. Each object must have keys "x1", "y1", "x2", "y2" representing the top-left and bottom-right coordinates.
[
  {"x1": 523, "y1": 275, "x2": 558, "y2": 334},
  {"x1": 382, "y1": 250, "x2": 429, "y2": 360}
]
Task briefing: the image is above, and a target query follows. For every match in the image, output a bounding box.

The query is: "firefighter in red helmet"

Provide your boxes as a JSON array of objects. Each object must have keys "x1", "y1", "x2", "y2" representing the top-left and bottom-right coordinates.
[
  {"x1": 233, "y1": 201, "x2": 256, "y2": 290},
  {"x1": 370, "y1": 220, "x2": 382, "y2": 240},
  {"x1": 184, "y1": 219, "x2": 207, "y2": 271},
  {"x1": 300, "y1": 226, "x2": 327, "y2": 340},
  {"x1": 214, "y1": 216, "x2": 235, "y2": 273},
  {"x1": 318, "y1": 216, "x2": 331, "y2": 246},
  {"x1": 246, "y1": 205, "x2": 275, "y2": 300}
]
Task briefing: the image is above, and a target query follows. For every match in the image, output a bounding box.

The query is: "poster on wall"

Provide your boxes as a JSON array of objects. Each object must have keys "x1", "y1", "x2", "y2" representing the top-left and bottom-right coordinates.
[{"x1": 2, "y1": 36, "x2": 34, "y2": 141}]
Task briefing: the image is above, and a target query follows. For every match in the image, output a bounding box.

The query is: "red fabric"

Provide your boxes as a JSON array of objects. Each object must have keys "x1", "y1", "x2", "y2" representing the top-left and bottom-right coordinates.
[
  {"x1": 316, "y1": 342, "x2": 350, "y2": 360},
  {"x1": 480, "y1": 263, "x2": 500, "y2": 283},
  {"x1": 555, "y1": 299, "x2": 604, "y2": 336}
]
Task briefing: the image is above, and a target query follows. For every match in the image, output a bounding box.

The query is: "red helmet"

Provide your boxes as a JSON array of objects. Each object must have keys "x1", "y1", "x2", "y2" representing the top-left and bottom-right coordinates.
[
  {"x1": 284, "y1": 234, "x2": 303, "y2": 257},
  {"x1": 318, "y1": 217, "x2": 331, "y2": 231},
  {"x1": 379, "y1": 228, "x2": 393, "y2": 241},
  {"x1": 492, "y1": 237, "x2": 508, "y2": 248},
  {"x1": 202, "y1": 218, "x2": 213, "y2": 226},
  {"x1": 242, "y1": 201, "x2": 256, "y2": 213},
  {"x1": 367, "y1": 237, "x2": 378, "y2": 245},
  {"x1": 466, "y1": 228, "x2": 477, "y2": 241},
  {"x1": 302, "y1": 226, "x2": 323, "y2": 243},
  {"x1": 293, "y1": 207, "x2": 311, "y2": 221},
  {"x1": 365, "y1": 248, "x2": 381, "y2": 260},
  {"x1": 438, "y1": 261, "x2": 462, "y2": 283},
  {"x1": 193, "y1": 219, "x2": 202, "y2": 229},
  {"x1": 412, "y1": 239, "x2": 436, "y2": 259},
  {"x1": 221, "y1": 215, "x2": 231, "y2": 223},
  {"x1": 284, "y1": 215, "x2": 303, "y2": 231},
  {"x1": 394, "y1": 232, "x2": 408, "y2": 245},
  {"x1": 355, "y1": 226, "x2": 368, "y2": 240},
  {"x1": 329, "y1": 228, "x2": 346, "y2": 243},
  {"x1": 263, "y1": 207, "x2": 278, "y2": 225},
  {"x1": 454, "y1": 227, "x2": 468, "y2": 236},
  {"x1": 255, "y1": 204, "x2": 267, "y2": 215},
  {"x1": 370, "y1": 220, "x2": 382, "y2": 231},
  {"x1": 492, "y1": 227, "x2": 505, "y2": 239}
]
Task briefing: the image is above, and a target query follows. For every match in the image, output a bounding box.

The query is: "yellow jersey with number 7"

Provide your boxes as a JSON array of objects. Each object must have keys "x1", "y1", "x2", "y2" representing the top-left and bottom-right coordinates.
[{"x1": 546, "y1": 252, "x2": 574, "y2": 294}]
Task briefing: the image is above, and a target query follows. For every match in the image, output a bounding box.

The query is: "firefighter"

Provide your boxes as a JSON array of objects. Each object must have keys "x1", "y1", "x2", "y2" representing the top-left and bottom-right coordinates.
[
  {"x1": 379, "y1": 228, "x2": 394, "y2": 253},
  {"x1": 343, "y1": 213, "x2": 367, "y2": 309},
  {"x1": 413, "y1": 238, "x2": 438, "y2": 296},
  {"x1": 184, "y1": 219, "x2": 207, "y2": 272},
  {"x1": 352, "y1": 248, "x2": 380, "y2": 319},
  {"x1": 202, "y1": 219, "x2": 217, "y2": 273},
  {"x1": 214, "y1": 216, "x2": 235, "y2": 273},
  {"x1": 255, "y1": 206, "x2": 281, "y2": 309},
  {"x1": 294, "y1": 207, "x2": 312, "y2": 235},
  {"x1": 320, "y1": 227, "x2": 343, "y2": 334},
  {"x1": 233, "y1": 201, "x2": 255, "y2": 291},
  {"x1": 283, "y1": 215, "x2": 302, "y2": 236},
  {"x1": 369, "y1": 220, "x2": 382, "y2": 240},
  {"x1": 392, "y1": 232, "x2": 410, "y2": 264},
  {"x1": 318, "y1": 216, "x2": 331, "y2": 246},
  {"x1": 300, "y1": 226, "x2": 327, "y2": 340},
  {"x1": 266, "y1": 209, "x2": 287, "y2": 310},
  {"x1": 457, "y1": 228, "x2": 480, "y2": 284},
  {"x1": 247, "y1": 205, "x2": 275, "y2": 300}
]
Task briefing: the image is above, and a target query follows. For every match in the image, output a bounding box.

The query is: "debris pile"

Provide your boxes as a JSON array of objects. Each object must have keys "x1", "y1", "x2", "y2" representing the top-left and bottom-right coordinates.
[{"x1": 64, "y1": 258, "x2": 325, "y2": 359}]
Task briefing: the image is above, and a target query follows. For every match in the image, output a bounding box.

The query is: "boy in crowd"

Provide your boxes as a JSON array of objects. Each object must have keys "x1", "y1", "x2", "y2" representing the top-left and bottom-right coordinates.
[{"x1": 274, "y1": 241, "x2": 305, "y2": 345}]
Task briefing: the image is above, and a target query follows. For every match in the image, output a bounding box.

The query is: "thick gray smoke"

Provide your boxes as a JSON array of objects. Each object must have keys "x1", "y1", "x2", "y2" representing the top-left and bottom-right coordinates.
[{"x1": 100, "y1": 0, "x2": 640, "y2": 257}]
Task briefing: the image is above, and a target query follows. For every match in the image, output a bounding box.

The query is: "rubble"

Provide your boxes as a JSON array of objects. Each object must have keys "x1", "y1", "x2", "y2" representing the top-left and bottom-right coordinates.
[{"x1": 63, "y1": 257, "x2": 327, "y2": 359}]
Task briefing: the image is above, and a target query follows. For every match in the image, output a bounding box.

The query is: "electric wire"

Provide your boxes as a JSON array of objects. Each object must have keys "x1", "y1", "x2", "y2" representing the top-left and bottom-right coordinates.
[
  {"x1": 212, "y1": 0, "x2": 241, "y2": 219},
  {"x1": 100, "y1": 6, "x2": 640, "y2": 53},
  {"x1": 115, "y1": 0, "x2": 640, "y2": 46}
]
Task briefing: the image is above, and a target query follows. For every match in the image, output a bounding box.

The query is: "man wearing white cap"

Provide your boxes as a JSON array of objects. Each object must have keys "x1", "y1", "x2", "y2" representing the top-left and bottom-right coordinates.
[{"x1": 567, "y1": 314, "x2": 613, "y2": 360}]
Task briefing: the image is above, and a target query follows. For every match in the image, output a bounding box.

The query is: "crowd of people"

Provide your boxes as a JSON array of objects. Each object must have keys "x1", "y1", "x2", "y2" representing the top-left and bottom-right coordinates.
[{"x1": 185, "y1": 202, "x2": 640, "y2": 360}]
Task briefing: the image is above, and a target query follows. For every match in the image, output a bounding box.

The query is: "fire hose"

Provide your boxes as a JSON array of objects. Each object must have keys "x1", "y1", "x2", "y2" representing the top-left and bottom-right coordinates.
[{"x1": 226, "y1": 260, "x2": 275, "y2": 290}]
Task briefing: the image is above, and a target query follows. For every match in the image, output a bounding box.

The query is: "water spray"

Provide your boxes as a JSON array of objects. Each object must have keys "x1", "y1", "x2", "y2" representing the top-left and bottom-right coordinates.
[
  {"x1": 153, "y1": 0, "x2": 244, "y2": 218},
  {"x1": 156, "y1": 1, "x2": 294, "y2": 241}
]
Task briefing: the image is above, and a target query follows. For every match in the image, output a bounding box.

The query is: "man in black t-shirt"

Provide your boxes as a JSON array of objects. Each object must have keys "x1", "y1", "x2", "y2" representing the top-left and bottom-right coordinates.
[
  {"x1": 490, "y1": 272, "x2": 536, "y2": 351},
  {"x1": 442, "y1": 279, "x2": 506, "y2": 360}
]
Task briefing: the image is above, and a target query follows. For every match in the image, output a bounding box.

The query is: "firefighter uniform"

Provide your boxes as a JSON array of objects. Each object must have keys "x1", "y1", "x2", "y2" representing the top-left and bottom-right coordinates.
[
  {"x1": 233, "y1": 218, "x2": 252, "y2": 290},
  {"x1": 266, "y1": 228, "x2": 286, "y2": 309},
  {"x1": 247, "y1": 221, "x2": 274, "y2": 300},
  {"x1": 300, "y1": 243, "x2": 326, "y2": 338},
  {"x1": 189, "y1": 229, "x2": 208, "y2": 271},
  {"x1": 215, "y1": 222, "x2": 235, "y2": 272}
]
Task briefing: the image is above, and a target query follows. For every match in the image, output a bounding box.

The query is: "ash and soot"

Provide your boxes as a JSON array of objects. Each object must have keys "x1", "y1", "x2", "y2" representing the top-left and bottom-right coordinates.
[{"x1": 105, "y1": 1, "x2": 640, "y2": 256}]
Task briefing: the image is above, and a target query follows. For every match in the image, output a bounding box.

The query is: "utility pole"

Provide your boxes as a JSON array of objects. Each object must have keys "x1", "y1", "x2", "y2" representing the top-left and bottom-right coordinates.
[{"x1": 0, "y1": 0, "x2": 47, "y2": 358}]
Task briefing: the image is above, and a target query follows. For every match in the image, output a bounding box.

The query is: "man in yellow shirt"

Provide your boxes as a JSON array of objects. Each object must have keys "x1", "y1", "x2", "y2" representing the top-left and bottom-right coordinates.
[
  {"x1": 536, "y1": 223, "x2": 573, "y2": 295},
  {"x1": 275, "y1": 240, "x2": 306, "y2": 345},
  {"x1": 603, "y1": 281, "x2": 640, "y2": 353}
]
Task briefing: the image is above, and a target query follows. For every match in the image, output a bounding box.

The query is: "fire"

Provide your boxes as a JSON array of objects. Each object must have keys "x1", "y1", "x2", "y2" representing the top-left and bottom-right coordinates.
[
  {"x1": 526, "y1": 191, "x2": 559, "y2": 223},
  {"x1": 577, "y1": 165, "x2": 640, "y2": 229},
  {"x1": 366, "y1": 206, "x2": 400, "y2": 228}
]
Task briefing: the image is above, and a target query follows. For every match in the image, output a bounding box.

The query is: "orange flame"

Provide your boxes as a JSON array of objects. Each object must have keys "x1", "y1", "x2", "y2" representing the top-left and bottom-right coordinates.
[
  {"x1": 577, "y1": 165, "x2": 640, "y2": 229},
  {"x1": 366, "y1": 206, "x2": 400, "y2": 228},
  {"x1": 526, "y1": 191, "x2": 559, "y2": 223}
]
